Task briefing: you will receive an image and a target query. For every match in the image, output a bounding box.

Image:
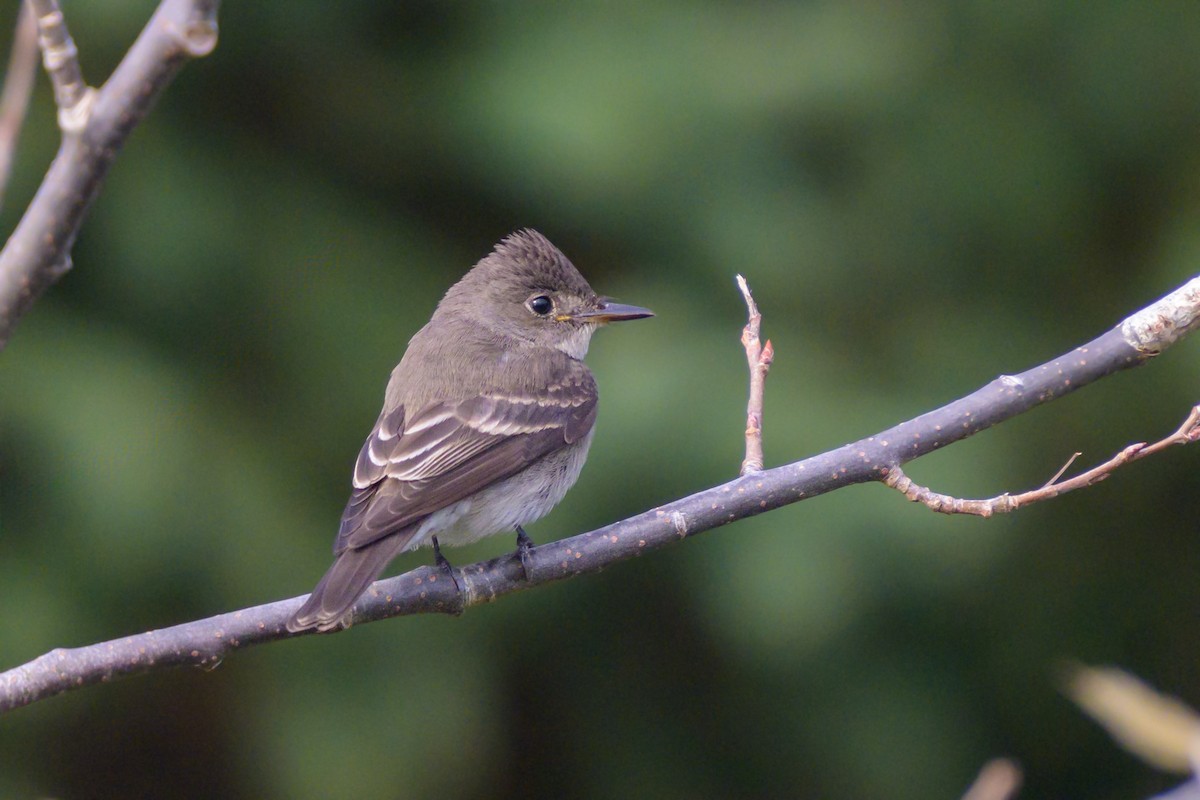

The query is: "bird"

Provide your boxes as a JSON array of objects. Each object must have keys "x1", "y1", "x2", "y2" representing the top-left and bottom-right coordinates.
[{"x1": 287, "y1": 230, "x2": 653, "y2": 632}]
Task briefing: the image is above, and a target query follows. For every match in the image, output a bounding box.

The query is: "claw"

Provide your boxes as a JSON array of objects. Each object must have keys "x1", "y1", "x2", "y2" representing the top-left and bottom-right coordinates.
[
  {"x1": 515, "y1": 526, "x2": 535, "y2": 581},
  {"x1": 431, "y1": 536, "x2": 462, "y2": 593}
]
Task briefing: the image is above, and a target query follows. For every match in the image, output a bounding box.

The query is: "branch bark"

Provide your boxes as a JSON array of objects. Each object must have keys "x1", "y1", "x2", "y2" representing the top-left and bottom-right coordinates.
[
  {"x1": 0, "y1": 0, "x2": 220, "y2": 350},
  {"x1": 1, "y1": 274, "x2": 1198, "y2": 713}
]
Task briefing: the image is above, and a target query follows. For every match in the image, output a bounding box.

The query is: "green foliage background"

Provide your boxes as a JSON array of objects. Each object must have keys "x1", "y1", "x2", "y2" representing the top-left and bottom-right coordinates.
[{"x1": 2, "y1": 2, "x2": 1199, "y2": 797}]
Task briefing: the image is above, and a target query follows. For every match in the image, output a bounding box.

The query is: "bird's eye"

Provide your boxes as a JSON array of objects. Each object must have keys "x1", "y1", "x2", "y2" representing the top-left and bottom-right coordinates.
[{"x1": 527, "y1": 295, "x2": 553, "y2": 316}]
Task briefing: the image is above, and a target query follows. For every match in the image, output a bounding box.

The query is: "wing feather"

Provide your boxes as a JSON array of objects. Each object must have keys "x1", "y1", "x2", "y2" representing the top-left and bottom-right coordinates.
[{"x1": 335, "y1": 371, "x2": 597, "y2": 554}]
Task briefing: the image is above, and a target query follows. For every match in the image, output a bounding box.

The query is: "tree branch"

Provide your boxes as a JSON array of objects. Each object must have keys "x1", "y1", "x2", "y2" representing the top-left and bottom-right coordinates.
[
  {"x1": 737, "y1": 274, "x2": 773, "y2": 475},
  {"x1": 883, "y1": 404, "x2": 1200, "y2": 515},
  {"x1": 0, "y1": 3, "x2": 38, "y2": 213},
  {"x1": 0, "y1": 0, "x2": 220, "y2": 350},
  {"x1": 1, "y1": 274, "x2": 1197, "y2": 713}
]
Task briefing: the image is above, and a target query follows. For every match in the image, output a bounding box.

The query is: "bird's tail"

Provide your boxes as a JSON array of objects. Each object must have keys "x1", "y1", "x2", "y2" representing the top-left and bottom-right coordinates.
[{"x1": 286, "y1": 532, "x2": 414, "y2": 633}]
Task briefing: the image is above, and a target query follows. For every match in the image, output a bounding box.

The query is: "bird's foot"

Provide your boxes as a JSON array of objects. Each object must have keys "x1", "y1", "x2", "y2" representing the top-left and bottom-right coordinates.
[
  {"x1": 515, "y1": 526, "x2": 535, "y2": 581},
  {"x1": 431, "y1": 536, "x2": 463, "y2": 593}
]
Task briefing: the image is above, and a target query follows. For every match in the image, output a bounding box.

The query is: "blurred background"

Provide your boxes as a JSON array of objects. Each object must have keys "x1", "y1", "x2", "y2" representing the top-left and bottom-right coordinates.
[{"x1": 1, "y1": 1, "x2": 1199, "y2": 797}]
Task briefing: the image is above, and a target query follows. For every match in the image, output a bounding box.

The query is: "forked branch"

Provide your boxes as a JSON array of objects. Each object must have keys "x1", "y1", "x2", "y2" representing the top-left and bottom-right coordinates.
[
  {"x1": 884, "y1": 405, "x2": 1200, "y2": 516},
  {"x1": 0, "y1": 0, "x2": 220, "y2": 349}
]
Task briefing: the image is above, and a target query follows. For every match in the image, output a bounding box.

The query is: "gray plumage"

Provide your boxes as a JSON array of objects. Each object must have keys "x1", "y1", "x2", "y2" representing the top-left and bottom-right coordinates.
[{"x1": 287, "y1": 230, "x2": 651, "y2": 632}]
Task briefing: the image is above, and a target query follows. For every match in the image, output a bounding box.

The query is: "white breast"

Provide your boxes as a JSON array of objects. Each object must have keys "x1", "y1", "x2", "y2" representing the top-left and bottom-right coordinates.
[{"x1": 406, "y1": 427, "x2": 596, "y2": 550}]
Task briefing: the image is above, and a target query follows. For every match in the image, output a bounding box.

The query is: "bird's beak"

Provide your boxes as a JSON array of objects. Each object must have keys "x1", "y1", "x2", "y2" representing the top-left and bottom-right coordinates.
[{"x1": 565, "y1": 301, "x2": 654, "y2": 324}]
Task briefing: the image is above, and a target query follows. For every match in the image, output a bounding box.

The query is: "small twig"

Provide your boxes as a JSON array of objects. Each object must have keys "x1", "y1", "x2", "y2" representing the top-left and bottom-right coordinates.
[
  {"x1": 0, "y1": 3, "x2": 38, "y2": 212},
  {"x1": 737, "y1": 274, "x2": 774, "y2": 475},
  {"x1": 28, "y1": 0, "x2": 93, "y2": 131},
  {"x1": 959, "y1": 758, "x2": 1023, "y2": 800},
  {"x1": 1041, "y1": 452, "x2": 1080, "y2": 488},
  {"x1": 884, "y1": 405, "x2": 1200, "y2": 516}
]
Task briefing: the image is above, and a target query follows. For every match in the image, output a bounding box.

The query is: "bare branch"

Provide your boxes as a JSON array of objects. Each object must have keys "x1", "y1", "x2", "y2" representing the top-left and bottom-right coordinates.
[
  {"x1": 0, "y1": 274, "x2": 1198, "y2": 713},
  {"x1": 737, "y1": 274, "x2": 773, "y2": 475},
  {"x1": 0, "y1": 0, "x2": 220, "y2": 350},
  {"x1": 0, "y1": 3, "x2": 38, "y2": 212},
  {"x1": 883, "y1": 405, "x2": 1200, "y2": 516}
]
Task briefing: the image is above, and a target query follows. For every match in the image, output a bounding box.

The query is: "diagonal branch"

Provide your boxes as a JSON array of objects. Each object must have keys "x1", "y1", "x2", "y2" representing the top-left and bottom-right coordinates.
[
  {"x1": 0, "y1": 3, "x2": 39, "y2": 213},
  {"x1": 0, "y1": 274, "x2": 1198, "y2": 713},
  {"x1": 0, "y1": 0, "x2": 220, "y2": 350}
]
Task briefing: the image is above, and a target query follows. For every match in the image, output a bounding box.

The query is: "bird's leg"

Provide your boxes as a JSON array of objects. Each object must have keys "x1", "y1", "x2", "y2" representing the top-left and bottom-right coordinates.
[
  {"x1": 515, "y1": 526, "x2": 535, "y2": 581},
  {"x1": 431, "y1": 536, "x2": 462, "y2": 593}
]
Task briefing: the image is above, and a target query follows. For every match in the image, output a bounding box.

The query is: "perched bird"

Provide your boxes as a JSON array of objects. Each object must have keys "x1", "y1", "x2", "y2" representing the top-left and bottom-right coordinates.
[{"x1": 287, "y1": 230, "x2": 652, "y2": 632}]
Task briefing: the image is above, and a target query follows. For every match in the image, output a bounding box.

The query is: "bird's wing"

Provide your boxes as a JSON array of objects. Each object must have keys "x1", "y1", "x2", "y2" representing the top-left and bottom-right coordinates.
[{"x1": 335, "y1": 373, "x2": 597, "y2": 553}]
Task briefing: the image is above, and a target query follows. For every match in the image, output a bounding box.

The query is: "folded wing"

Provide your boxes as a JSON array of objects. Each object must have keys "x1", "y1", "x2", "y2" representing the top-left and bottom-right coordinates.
[{"x1": 336, "y1": 372, "x2": 597, "y2": 554}]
